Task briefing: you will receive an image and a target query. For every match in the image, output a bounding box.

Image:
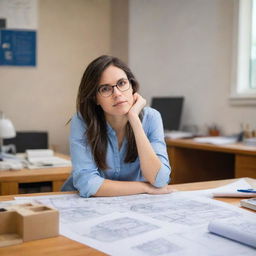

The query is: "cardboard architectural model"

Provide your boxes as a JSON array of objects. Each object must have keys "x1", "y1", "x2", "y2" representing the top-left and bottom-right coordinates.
[{"x1": 0, "y1": 203, "x2": 59, "y2": 247}]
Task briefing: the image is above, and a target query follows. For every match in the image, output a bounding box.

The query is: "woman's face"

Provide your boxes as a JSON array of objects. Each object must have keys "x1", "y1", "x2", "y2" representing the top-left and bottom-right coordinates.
[{"x1": 96, "y1": 65, "x2": 134, "y2": 118}]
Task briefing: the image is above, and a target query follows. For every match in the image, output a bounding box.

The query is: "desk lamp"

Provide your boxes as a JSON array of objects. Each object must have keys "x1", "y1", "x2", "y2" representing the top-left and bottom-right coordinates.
[{"x1": 0, "y1": 111, "x2": 16, "y2": 154}]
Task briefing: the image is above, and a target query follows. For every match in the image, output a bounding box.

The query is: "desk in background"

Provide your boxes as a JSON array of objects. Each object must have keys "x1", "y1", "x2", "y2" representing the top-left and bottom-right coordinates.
[
  {"x1": 166, "y1": 139, "x2": 256, "y2": 184},
  {"x1": 0, "y1": 178, "x2": 255, "y2": 256},
  {"x1": 0, "y1": 153, "x2": 71, "y2": 195}
]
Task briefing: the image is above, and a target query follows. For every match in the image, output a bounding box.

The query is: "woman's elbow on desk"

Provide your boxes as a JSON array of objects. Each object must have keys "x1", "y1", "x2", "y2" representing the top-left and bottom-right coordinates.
[
  {"x1": 72, "y1": 169, "x2": 104, "y2": 198},
  {"x1": 153, "y1": 165, "x2": 171, "y2": 188}
]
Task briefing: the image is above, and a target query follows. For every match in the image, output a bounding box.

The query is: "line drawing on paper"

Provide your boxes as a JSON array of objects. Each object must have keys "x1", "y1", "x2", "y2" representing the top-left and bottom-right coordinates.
[
  {"x1": 60, "y1": 207, "x2": 102, "y2": 224},
  {"x1": 132, "y1": 238, "x2": 182, "y2": 256},
  {"x1": 130, "y1": 199, "x2": 242, "y2": 226},
  {"x1": 84, "y1": 217, "x2": 159, "y2": 242}
]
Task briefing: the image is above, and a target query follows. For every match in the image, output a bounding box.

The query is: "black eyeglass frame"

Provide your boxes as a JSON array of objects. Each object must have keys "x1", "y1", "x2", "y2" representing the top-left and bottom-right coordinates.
[{"x1": 97, "y1": 78, "x2": 131, "y2": 97}]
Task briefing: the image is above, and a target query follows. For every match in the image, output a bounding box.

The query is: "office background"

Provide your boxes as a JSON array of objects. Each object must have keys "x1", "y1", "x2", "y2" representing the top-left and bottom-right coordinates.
[{"x1": 0, "y1": 0, "x2": 255, "y2": 154}]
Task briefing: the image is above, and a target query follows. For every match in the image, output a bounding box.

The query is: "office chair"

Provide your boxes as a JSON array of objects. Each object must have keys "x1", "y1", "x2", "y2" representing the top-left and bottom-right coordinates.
[{"x1": 3, "y1": 131, "x2": 48, "y2": 153}]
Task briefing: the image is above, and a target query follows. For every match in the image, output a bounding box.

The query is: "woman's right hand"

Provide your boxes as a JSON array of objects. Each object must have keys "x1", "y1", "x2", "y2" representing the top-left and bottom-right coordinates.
[
  {"x1": 145, "y1": 183, "x2": 177, "y2": 195},
  {"x1": 127, "y1": 93, "x2": 146, "y2": 120}
]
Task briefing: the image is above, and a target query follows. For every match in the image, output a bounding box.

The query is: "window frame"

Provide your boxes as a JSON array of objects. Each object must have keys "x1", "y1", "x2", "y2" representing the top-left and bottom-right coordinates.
[{"x1": 230, "y1": 0, "x2": 256, "y2": 105}]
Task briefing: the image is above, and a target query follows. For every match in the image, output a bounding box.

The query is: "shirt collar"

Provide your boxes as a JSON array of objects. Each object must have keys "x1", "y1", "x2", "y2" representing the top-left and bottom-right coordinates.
[{"x1": 106, "y1": 122, "x2": 116, "y2": 135}]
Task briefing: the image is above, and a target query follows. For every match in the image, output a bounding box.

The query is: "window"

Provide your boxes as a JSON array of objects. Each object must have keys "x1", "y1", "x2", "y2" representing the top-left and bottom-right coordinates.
[
  {"x1": 250, "y1": 0, "x2": 256, "y2": 89},
  {"x1": 230, "y1": 0, "x2": 256, "y2": 104}
]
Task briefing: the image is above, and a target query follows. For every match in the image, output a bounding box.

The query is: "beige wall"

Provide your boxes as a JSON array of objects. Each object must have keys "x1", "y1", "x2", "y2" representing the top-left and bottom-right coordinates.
[
  {"x1": 0, "y1": 0, "x2": 111, "y2": 154},
  {"x1": 129, "y1": 0, "x2": 256, "y2": 135},
  {"x1": 111, "y1": 0, "x2": 129, "y2": 63},
  {"x1": 1, "y1": 0, "x2": 255, "y2": 155}
]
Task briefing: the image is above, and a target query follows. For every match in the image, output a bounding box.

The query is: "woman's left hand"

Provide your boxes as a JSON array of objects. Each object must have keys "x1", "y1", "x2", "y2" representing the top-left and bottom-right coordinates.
[{"x1": 127, "y1": 93, "x2": 146, "y2": 119}]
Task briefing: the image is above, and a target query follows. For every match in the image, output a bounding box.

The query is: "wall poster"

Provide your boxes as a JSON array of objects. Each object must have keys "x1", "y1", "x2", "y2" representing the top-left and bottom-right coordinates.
[{"x1": 0, "y1": 0, "x2": 37, "y2": 66}]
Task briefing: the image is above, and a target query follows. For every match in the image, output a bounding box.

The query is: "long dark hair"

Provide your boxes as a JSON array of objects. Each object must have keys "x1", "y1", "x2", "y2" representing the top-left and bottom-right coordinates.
[{"x1": 77, "y1": 55, "x2": 141, "y2": 170}]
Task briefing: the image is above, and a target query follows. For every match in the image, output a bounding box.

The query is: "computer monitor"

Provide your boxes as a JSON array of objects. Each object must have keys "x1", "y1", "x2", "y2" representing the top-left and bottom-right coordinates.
[
  {"x1": 151, "y1": 97, "x2": 184, "y2": 131},
  {"x1": 4, "y1": 131, "x2": 48, "y2": 153}
]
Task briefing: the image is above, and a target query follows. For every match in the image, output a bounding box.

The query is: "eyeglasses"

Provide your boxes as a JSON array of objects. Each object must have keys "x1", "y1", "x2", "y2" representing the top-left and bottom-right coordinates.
[{"x1": 97, "y1": 78, "x2": 130, "y2": 97}]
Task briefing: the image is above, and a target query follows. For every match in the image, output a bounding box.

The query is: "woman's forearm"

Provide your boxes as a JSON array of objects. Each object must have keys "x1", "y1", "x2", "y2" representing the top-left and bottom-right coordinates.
[
  {"x1": 93, "y1": 179, "x2": 175, "y2": 197},
  {"x1": 128, "y1": 113, "x2": 161, "y2": 185},
  {"x1": 93, "y1": 179, "x2": 148, "y2": 197}
]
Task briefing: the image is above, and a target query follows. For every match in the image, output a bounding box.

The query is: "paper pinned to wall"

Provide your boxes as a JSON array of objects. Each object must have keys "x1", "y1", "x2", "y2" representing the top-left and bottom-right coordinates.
[
  {"x1": 0, "y1": 0, "x2": 37, "y2": 29},
  {"x1": 0, "y1": 0, "x2": 37, "y2": 66}
]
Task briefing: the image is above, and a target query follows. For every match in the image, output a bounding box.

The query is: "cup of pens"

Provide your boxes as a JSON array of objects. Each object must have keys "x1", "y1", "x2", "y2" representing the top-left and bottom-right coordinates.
[
  {"x1": 208, "y1": 125, "x2": 220, "y2": 136},
  {"x1": 241, "y1": 124, "x2": 256, "y2": 146}
]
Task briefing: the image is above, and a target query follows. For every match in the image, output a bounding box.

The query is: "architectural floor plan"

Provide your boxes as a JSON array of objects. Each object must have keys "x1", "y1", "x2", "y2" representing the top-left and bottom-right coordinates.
[{"x1": 10, "y1": 179, "x2": 256, "y2": 256}]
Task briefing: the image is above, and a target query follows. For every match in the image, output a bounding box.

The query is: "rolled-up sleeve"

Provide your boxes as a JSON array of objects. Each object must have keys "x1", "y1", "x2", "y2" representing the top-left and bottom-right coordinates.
[
  {"x1": 69, "y1": 114, "x2": 104, "y2": 197},
  {"x1": 145, "y1": 109, "x2": 171, "y2": 187}
]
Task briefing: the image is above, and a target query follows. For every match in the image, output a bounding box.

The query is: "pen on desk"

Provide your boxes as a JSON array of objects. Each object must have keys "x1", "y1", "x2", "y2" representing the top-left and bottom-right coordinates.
[
  {"x1": 37, "y1": 162, "x2": 54, "y2": 167},
  {"x1": 41, "y1": 164, "x2": 54, "y2": 166},
  {"x1": 237, "y1": 189, "x2": 256, "y2": 193}
]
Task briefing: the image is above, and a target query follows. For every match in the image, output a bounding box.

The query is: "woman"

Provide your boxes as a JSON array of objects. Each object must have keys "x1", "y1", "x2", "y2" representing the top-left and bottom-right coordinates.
[{"x1": 62, "y1": 55, "x2": 173, "y2": 197}]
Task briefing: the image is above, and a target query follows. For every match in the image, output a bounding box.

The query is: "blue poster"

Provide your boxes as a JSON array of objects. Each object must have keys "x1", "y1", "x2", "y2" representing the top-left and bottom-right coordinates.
[{"x1": 0, "y1": 30, "x2": 36, "y2": 66}]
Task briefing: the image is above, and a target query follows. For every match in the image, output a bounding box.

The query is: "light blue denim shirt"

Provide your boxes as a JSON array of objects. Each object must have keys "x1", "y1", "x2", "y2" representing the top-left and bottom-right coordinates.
[{"x1": 62, "y1": 107, "x2": 171, "y2": 197}]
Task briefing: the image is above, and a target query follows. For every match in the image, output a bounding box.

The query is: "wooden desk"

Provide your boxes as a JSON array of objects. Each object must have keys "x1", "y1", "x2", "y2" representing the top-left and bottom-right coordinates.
[
  {"x1": 166, "y1": 139, "x2": 256, "y2": 184},
  {"x1": 0, "y1": 154, "x2": 72, "y2": 195},
  {"x1": 0, "y1": 178, "x2": 255, "y2": 256}
]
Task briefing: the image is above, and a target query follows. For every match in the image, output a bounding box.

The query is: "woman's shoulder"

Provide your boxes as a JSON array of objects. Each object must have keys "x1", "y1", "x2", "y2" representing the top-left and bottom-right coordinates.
[
  {"x1": 143, "y1": 106, "x2": 161, "y2": 120},
  {"x1": 70, "y1": 112, "x2": 87, "y2": 131},
  {"x1": 142, "y1": 107, "x2": 162, "y2": 130}
]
